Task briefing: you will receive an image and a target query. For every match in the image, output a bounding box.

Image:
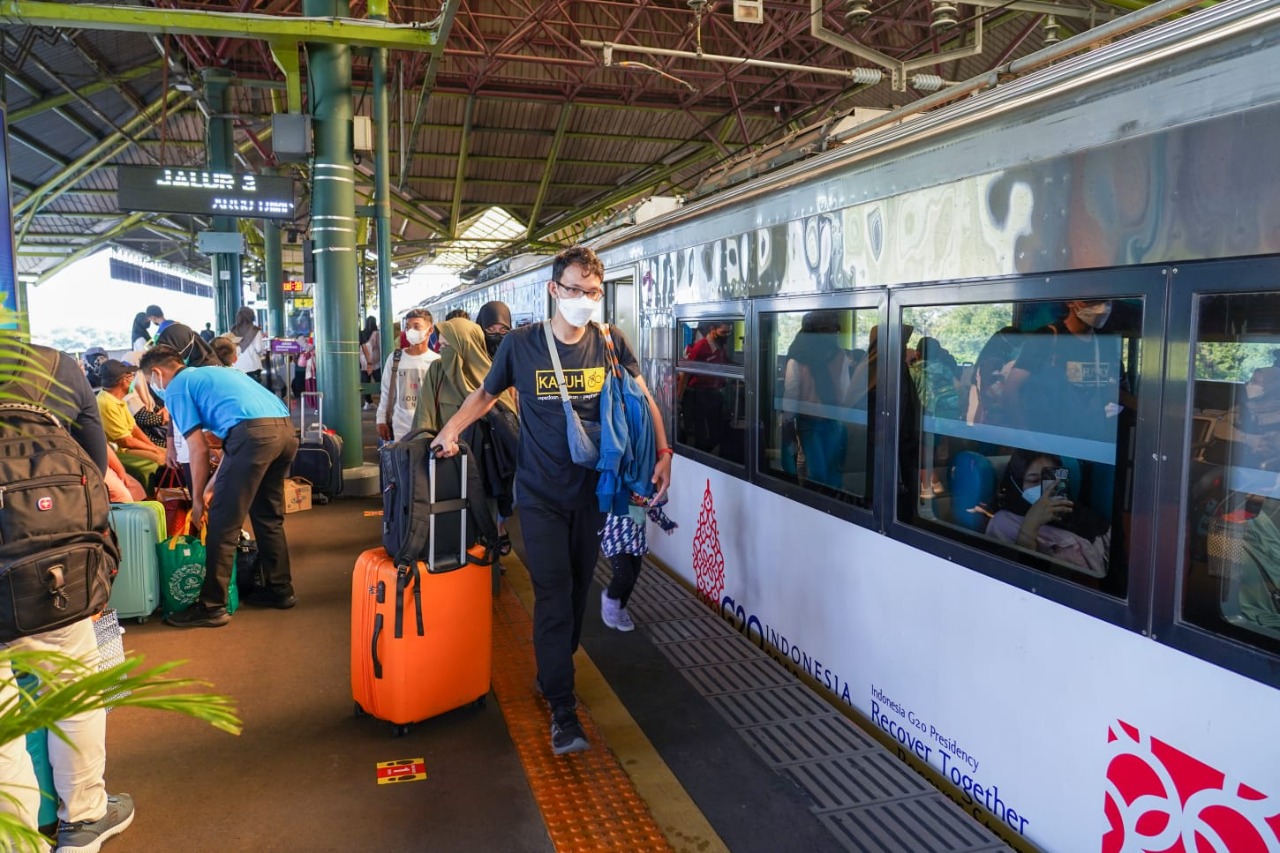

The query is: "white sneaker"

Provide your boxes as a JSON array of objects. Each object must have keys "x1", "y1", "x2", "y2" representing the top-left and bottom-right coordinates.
[{"x1": 600, "y1": 590, "x2": 635, "y2": 632}]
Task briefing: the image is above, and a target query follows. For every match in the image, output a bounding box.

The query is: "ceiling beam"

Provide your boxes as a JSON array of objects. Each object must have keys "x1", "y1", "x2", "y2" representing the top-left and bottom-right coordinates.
[
  {"x1": 527, "y1": 104, "x2": 573, "y2": 240},
  {"x1": 449, "y1": 94, "x2": 476, "y2": 239},
  {"x1": 14, "y1": 91, "x2": 192, "y2": 228},
  {"x1": 0, "y1": 1, "x2": 447, "y2": 51}
]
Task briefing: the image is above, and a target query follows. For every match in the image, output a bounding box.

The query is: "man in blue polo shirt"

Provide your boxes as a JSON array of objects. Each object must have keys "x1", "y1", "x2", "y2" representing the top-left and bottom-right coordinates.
[{"x1": 139, "y1": 344, "x2": 300, "y2": 627}]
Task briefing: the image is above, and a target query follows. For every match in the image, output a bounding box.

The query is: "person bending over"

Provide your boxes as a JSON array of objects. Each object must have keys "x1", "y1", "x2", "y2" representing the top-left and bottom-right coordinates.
[{"x1": 140, "y1": 345, "x2": 299, "y2": 627}]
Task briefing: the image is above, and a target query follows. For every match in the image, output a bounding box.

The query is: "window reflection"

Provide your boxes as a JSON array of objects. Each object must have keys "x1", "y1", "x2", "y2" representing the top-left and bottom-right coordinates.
[
  {"x1": 1184, "y1": 292, "x2": 1280, "y2": 655},
  {"x1": 759, "y1": 308, "x2": 874, "y2": 505},
  {"x1": 675, "y1": 316, "x2": 746, "y2": 465},
  {"x1": 901, "y1": 299, "x2": 1140, "y2": 597}
]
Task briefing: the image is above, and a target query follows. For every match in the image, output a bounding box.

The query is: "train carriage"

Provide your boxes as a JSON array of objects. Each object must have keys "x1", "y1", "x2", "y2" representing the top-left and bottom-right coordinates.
[{"x1": 432, "y1": 3, "x2": 1280, "y2": 849}]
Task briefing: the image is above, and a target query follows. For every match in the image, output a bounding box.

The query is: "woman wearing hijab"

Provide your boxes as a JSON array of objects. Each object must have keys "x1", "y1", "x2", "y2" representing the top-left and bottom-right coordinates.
[
  {"x1": 413, "y1": 317, "x2": 519, "y2": 553},
  {"x1": 231, "y1": 306, "x2": 266, "y2": 384},
  {"x1": 131, "y1": 312, "x2": 152, "y2": 351},
  {"x1": 985, "y1": 448, "x2": 1112, "y2": 577},
  {"x1": 476, "y1": 300, "x2": 513, "y2": 358}
]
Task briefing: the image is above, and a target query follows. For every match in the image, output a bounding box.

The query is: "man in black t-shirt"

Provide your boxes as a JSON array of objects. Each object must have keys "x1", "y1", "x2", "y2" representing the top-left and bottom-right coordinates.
[
  {"x1": 432, "y1": 246, "x2": 672, "y2": 756},
  {"x1": 1004, "y1": 300, "x2": 1126, "y2": 443}
]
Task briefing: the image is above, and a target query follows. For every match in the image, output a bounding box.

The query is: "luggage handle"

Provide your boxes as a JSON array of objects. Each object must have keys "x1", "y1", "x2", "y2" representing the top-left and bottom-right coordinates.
[
  {"x1": 426, "y1": 452, "x2": 469, "y2": 574},
  {"x1": 392, "y1": 563, "x2": 425, "y2": 639},
  {"x1": 371, "y1": 612, "x2": 383, "y2": 679},
  {"x1": 301, "y1": 391, "x2": 324, "y2": 442}
]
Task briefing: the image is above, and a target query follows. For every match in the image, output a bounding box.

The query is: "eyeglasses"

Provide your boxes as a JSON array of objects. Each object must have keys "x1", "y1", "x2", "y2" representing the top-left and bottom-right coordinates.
[{"x1": 554, "y1": 281, "x2": 605, "y2": 302}]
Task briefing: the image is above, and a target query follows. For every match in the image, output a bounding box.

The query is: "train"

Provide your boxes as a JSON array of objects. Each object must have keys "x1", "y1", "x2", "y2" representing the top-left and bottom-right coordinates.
[{"x1": 429, "y1": 3, "x2": 1280, "y2": 850}]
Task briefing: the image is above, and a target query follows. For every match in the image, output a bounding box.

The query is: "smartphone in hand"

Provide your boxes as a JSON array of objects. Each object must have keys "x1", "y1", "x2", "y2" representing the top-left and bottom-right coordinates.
[{"x1": 1041, "y1": 467, "x2": 1069, "y2": 498}]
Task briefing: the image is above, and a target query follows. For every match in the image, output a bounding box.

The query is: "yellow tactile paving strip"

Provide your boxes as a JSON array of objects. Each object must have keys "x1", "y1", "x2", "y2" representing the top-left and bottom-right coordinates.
[
  {"x1": 491, "y1": 581, "x2": 673, "y2": 851},
  {"x1": 488, "y1": 550, "x2": 732, "y2": 850}
]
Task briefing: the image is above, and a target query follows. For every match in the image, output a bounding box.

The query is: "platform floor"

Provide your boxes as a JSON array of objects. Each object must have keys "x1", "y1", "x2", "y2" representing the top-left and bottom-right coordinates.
[{"x1": 97, "y1": 417, "x2": 1014, "y2": 852}]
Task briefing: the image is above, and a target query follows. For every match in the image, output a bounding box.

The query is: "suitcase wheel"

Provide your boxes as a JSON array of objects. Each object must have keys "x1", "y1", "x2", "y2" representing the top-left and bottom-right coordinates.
[
  {"x1": 314, "y1": 494, "x2": 331, "y2": 506},
  {"x1": 353, "y1": 702, "x2": 366, "y2": 719},
  {"x1": 392, "y1": 724, "x2": 411, "y2": 738},
  {"x1": 136, "y1": 616, "x2": 149, "y2": 625}
]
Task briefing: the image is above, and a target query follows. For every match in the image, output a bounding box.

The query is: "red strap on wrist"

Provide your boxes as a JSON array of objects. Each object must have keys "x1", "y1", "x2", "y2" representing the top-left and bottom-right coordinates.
[{"x1": 657, "y1": 447, "x2": 674, "y2": 458}]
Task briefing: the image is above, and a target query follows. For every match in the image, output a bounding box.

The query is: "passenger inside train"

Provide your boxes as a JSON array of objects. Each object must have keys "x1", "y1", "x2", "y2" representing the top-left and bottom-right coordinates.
[
  {"x1": 904, "y1": 297, "x2": 1138, "y2": 595},
  {"x1": 1183, "y1": 291, "x2": 1280, "y2": 651}
]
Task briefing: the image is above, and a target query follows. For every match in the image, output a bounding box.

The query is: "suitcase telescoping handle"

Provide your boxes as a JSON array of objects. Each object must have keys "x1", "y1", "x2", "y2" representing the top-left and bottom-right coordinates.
[
  {"x1": 301, "y1": 391, "x2": 324, "y2": 441},
  {"x1": 427, "y1": 448, "x2": 468, "y2": 575}
]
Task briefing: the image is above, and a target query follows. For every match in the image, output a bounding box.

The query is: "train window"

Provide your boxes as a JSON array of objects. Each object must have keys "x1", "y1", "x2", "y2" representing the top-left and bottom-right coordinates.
[
  {"x1": 675, "y1": 316, "x2": 747, "y2": 465},
  {"x1": 900, "y1": 298, "x2": 1143, "y2": 599},
  {"x1": 758, "y1": 307, "x2": 875, "y2": 505},
  {"x1": 677, "y1": 318, "x2": 745, "y2": 366},
  {"x1": 1181, "y1": 292, "x2": 1280, "y2": 657}
]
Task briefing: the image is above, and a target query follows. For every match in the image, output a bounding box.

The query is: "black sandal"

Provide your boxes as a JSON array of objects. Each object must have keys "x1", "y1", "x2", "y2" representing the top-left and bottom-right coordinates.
[{"x1": 497, "y1": 533, "x2": 512, "y2": 557}]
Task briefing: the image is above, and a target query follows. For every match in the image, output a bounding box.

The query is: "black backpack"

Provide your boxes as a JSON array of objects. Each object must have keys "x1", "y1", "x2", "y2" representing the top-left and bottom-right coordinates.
[{"x1": 0, "y1": 349, "x2": 118, "y2": 641}]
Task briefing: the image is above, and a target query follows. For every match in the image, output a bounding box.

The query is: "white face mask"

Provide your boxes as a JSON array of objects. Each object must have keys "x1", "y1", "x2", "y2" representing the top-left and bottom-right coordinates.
[
  {"x1": 148, "y1": 371, "x2": 166, "y2": 394},
  {"x1": 404, "y1": 328, "x2": 428, "y2": 346},
  {"x1": 557, "y1": 297, "x2": 600, "y2": 329},
  {"x1": 1021, "y1": 485, "x2": 1043, "y2": 506},
  {"x1": 1075, "y1": 302, "x2": 1112, "y2": 329}
]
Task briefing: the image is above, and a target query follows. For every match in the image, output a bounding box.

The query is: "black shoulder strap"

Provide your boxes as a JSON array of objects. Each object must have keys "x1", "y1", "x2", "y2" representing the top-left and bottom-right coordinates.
[{"x1": 384, "y1": 349, "x2": 403, "y2": 433}]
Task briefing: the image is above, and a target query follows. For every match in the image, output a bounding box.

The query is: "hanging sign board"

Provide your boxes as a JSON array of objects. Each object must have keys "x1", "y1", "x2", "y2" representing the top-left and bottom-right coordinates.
[
  {"x1": 293, "y1": 296, "x2": 314, "y2": 309},
  {"x1": 117, "y1": 166, "x2": 295, "y2": 219}
]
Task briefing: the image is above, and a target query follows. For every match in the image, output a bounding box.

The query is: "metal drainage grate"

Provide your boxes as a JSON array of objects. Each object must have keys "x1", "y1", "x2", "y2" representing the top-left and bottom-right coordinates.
[
  {"x1": 736, "y1": 716, "x2": 880, "y2": 768},
  {"x1": 597, "y1": 559, "x2": 1010, "y2": 853}
]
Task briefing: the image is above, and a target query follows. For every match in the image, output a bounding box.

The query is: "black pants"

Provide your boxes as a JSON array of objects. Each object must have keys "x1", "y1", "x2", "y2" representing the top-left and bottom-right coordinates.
[
  {"x1": 201, "y1": 417, "x2": 299, "y2": 610},
  {"x1": 608, "y1": 553, "x2": 642, "y2": 607},
  {"x1": 520, "y1": 500, "x2": 604, "y2": 711}
]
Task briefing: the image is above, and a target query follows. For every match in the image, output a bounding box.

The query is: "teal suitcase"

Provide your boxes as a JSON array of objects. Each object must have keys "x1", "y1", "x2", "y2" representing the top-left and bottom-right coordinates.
[
  {"x1": 16, "y1": 673, "x2": 58, "y2": 828},
  {"x1": 107, "y1": 501, "x2": 165, "y2": 622}
]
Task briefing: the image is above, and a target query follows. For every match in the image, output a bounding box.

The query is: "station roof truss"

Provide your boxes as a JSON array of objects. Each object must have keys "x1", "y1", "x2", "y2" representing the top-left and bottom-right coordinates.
[{"x1": 2, "y1": 0, "x2": 1200, "y2": 284}]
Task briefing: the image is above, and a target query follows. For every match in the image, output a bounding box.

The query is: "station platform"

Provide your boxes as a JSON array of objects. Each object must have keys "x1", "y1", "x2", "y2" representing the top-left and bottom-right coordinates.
[{"x1": 101, "y1": 424, "x2": 1015, "y2": 852}]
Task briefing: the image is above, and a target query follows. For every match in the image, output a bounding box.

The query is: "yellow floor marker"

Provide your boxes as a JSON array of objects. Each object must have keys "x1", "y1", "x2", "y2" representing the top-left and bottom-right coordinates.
[{"x1": 376, "y1": 758, "x2": 427, "y2": 785}]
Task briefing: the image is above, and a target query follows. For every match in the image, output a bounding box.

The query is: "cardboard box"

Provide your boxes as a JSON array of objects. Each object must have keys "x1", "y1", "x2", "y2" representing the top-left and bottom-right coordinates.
[{"x1": 284, "y1": 478, "x2": 312, "y2": 513}]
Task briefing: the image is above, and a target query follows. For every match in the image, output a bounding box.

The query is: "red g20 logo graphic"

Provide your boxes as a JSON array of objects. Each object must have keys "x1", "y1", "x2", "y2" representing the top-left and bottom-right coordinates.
[
  {"x1": 691, "y1": 479, "x2": 725, "y2": 608},
  {"x1": 1103, "y1": 719, "x2": 1280, "y2": 852}
]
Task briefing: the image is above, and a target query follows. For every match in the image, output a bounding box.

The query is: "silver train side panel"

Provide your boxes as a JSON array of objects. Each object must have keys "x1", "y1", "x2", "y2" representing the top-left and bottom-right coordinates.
[
  {"x1": 436, "y1": 3, "x2": 1280, "y2": 419},
  {"x1": 600, "y1": 2, "x2": 1280, "y2": 297}
]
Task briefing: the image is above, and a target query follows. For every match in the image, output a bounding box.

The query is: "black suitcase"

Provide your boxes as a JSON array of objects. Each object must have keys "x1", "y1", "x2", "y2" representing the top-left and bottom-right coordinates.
[
  {"x1": 379, "y1": 429, "x2": 497, "y2": 572},
  {"x1": 291, "y1": 391, "x2": 343, "y2": 498}
]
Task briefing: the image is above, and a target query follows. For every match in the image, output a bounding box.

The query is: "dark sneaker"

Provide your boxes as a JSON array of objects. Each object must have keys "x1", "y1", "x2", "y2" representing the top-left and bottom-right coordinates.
[
  {"x1": 550, "y1": 708, "x2": 589, "y2": 756},
  {"x1": 243, "y1": 589, "x2": 298, "y2": 609},
  {"x1": 55, "y1": 793, "x2": 135, "y2": 853},
  {"x1": 163, "y1": 605, "x2": 230, "y2": 628}
]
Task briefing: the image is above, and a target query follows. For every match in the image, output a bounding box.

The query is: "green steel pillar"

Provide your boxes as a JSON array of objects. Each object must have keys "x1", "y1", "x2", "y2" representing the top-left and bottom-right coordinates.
[
  {"x1": 306, "y1": 0, "x2": 362, "y2": 470},
  {"x1": 264, "y1": 217, "x2": 285, "y2": 338},
  {"x1": 204, "y1": 68, "x2": 241, "y2": 333},
  {"x1": 370, "y1": 0, "x2": 395, "y2": 350}
]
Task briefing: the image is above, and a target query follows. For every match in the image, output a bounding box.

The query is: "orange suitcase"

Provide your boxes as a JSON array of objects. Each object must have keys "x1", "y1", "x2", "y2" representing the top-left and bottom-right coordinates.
[{"x1": 351, "y1": 545, "x2": 492, "y2": 736}]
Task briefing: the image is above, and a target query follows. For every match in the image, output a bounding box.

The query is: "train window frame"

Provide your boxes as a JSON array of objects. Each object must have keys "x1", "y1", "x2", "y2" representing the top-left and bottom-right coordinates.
[
  {"x1": 673, "y1": 302, "x2": 751, "y2": 476},
  {"x1": 1153, "y1": 256, "x2": 1280, "y2": 689},
  {"x1": 751, "y1": 291, "x2": 885, "y2": 525},
  {"x1": 883, "y1": 269, "x2": 1167, "y2": 636}
]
